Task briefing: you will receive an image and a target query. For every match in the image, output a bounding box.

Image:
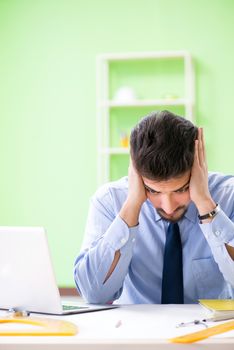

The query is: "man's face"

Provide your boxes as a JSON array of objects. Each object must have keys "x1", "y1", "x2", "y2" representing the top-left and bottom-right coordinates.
[{"x1": 142, "y1": 171, "x2": 191, "y2": 222}]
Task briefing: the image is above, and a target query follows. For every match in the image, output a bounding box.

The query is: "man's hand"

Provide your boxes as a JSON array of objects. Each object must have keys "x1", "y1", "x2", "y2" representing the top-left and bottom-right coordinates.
[
  {"x1": 189, "y1": 127, "x2": 216, "y2": 215},
  {"x1": 127, "y1": 159, "x2": 147, "y2": 206},
  {"x1": 119, "y1": 159, "x2": 147, "y2": 227}
]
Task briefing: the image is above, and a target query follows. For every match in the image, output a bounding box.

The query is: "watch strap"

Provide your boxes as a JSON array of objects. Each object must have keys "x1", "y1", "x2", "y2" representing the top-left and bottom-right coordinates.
[{"x1": 198, "y1": 204, "x2": 220, "y2": 223}]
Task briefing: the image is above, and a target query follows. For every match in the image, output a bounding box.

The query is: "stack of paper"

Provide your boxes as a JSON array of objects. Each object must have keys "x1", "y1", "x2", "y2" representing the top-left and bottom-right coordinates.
[{"x1": 199, "y1": 299, "x2": 234, "y2": 321}]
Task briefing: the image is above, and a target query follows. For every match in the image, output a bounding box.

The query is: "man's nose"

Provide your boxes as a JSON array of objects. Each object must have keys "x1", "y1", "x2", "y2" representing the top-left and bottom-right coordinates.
[{"x1": 160, "y1": 195, "x2": 177, "y2": 214}]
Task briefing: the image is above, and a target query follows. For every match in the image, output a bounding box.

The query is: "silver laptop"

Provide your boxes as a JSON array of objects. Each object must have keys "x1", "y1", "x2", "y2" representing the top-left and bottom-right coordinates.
[{"x1": 0, "y1": 226, "x2": 117, "y2": 315}]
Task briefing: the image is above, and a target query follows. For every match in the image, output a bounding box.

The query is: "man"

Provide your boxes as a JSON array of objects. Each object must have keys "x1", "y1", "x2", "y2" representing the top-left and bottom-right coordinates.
[{"x1": 74, "y1": 110, "x2": 234, "y2": 304}]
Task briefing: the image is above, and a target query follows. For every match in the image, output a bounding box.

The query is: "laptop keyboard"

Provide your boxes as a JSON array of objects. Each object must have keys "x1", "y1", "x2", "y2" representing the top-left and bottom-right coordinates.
[{"x1": 62, "y1": 304, "x2": 88, "y2": 311}]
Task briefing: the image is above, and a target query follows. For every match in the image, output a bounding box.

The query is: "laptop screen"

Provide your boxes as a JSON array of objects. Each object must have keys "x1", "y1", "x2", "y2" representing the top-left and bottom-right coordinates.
[
  {"x1": 0, "y1": 226, "x2": 64, "y2": 314},
  {"x1": 0, "y1": 226, "x2": 119, "y2": 315}
]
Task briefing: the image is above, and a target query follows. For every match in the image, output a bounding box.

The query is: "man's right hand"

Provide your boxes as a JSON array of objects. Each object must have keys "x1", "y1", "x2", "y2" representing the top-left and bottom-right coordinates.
[{"x1": 119, "y1": 160, "x2": 147, "y2": 227}]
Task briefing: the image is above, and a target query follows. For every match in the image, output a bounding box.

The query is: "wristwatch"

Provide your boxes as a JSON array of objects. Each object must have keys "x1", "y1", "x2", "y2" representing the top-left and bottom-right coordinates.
[{"x1": 198, "y1": 204, "x2": 220, "y2": 223}]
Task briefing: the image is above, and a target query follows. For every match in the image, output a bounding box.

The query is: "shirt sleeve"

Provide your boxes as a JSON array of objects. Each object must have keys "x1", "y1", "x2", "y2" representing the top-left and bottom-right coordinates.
[
  {"x1": 74, "y1": 187, "x2": 138, "y2": 304},
  {"x1": 199, "y1": 208, "x2": 234, "y2": 287}
]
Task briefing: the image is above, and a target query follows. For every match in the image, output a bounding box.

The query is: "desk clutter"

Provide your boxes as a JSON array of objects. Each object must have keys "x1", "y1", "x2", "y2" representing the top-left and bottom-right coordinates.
[
  {"x1": 199, "y1": 299, "x2": 234, "y2": 320},
  {"x1": 0, "y1": 309, "x2": 78, "y2": 336},
  {"x1": 0, "y1": 303, "x2": 234, "y2": 345},
  {"x1": 170, "y1": 320, "x2": 234, "y2": 343}
]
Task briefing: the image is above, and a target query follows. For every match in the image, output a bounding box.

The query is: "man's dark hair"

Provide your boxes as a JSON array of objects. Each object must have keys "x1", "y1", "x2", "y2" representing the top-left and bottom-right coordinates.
[{"x1": 130, "y1": 110, "x2": 198, "y2": 180}]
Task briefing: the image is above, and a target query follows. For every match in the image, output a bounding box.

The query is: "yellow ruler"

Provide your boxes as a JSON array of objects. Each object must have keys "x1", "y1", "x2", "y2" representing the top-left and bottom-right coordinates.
[
  {"x1": 169, "y1": 320, "x2": 234, "y2": 343},
  {"x1": 0, "y1": 316, "x2": 78, "y2": 336}
]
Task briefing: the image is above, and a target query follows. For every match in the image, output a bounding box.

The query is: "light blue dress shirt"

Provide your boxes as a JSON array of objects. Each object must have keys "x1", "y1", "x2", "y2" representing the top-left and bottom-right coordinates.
[{"x1": 74, "y1": 172, "x2": 234, "y2": 304}]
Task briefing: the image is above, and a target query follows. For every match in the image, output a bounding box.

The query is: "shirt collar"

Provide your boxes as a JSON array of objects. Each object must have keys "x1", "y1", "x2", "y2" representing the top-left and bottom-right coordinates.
[{"x1": 184, "y1": 201, "x2": 198, "y2": 223}]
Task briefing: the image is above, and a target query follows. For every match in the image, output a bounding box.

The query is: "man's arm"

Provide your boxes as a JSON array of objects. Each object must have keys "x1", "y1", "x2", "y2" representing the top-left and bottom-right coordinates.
[
  {"x1": 190, "y1": 127, "x2": 234, "y2": 259},
  {"x1": 190, "y1": 128, "x2": 234, "y2": 286},
  {"x1": 74, "y1": 163, "x2": 147, "y2": 304},
  {"x1": 74, "y1": 195, "x2": 137, "y2": 304},
  {"x1": 102, "y1": 161, "x2": 147, "y2": 283}
]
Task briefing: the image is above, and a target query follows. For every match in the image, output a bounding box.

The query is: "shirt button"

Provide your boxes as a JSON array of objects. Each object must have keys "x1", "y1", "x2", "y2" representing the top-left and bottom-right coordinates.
[
  {"x1": 132, "y1": 238, "x2": 135, "y2": 242},
  {"x1": 120, "y1": 238, "x2": 126, "y2": 244},
  {"x1": 214, "y1": 230, "x2": 221, "y2": 237}
]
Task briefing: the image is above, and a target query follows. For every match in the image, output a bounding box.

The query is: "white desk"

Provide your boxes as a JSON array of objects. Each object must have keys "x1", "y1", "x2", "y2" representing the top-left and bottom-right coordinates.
[{"x1": 0, "y1": 304, "x2": 234, "y2": 349}]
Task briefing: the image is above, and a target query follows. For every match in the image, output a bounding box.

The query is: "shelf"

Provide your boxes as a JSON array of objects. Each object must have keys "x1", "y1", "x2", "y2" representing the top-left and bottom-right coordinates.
[
  {"x1": 103, "y1": 98, "x2": 188, "y2": 108},
  {"x1": 97, "y1": 51, "x2": 194, "y2": 184},
  {"x1": 98, "y1": 50, "x2": 191, "y2": 61}
]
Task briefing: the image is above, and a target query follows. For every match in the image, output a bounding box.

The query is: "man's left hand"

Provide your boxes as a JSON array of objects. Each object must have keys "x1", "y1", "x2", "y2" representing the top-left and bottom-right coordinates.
[{"x1": 189, "y1": 127, "x2": 216, "y2": 215}]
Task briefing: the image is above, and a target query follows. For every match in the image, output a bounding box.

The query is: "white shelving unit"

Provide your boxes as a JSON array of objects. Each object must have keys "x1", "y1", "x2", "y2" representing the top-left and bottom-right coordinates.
[{"x1": 96, "y1": 51, "x2": 195, "y2": 185}]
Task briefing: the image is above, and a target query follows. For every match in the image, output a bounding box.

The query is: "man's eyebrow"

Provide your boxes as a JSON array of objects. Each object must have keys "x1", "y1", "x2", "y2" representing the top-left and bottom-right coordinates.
[
  {"x1": 144, "y1": 184, "x2": 158, "y2": 192},
  {"x1": 174, "y1": 180, "x2": 190, "y2": 192},
  {"x1": 144, "y1": 180, "x2": 190, "y2": 193}
]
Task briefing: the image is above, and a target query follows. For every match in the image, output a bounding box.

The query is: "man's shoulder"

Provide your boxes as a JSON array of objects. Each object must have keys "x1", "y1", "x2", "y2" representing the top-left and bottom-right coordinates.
[
  {"x1": 94, "y1": 177, "x2": 128, "y2": 199},
  {"x1": 208, "y1": 171, "x2": 234, "y2": 190},
  {"x1": 208, "y1": 172, "x2": 234, "y2": 203},
  {"x1": 208, "y1": 172, "x2": 234, "y2": 214}
]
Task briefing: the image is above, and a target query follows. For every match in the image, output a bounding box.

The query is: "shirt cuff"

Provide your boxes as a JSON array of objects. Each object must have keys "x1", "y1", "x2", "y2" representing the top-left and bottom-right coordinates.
[{"x1": 199, "y1": 208, "x2": 234, "y2": 246}]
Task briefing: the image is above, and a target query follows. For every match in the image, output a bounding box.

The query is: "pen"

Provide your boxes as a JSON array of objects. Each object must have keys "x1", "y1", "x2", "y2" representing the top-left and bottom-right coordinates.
[
  {"x1": 202, "y1": 315, "x2": 234, "y2": 322},
  {"x1": 176, "y1": 320, "x2": 208, "y2": 328},
  {"x1": 176, "y1": 315, "x2": 234, "y2": 328}
]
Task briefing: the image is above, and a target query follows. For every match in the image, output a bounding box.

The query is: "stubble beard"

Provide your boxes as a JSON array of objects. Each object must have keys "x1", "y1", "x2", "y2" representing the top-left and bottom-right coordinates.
[{"x1": 156, "y1": 206, "x2": 188, "y2": 223}]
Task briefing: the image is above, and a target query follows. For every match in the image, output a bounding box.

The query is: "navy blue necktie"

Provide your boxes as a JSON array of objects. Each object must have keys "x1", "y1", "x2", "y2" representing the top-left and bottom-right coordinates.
[{"x1": 161, "y1": 222, "x2": 184, "y2": 304}]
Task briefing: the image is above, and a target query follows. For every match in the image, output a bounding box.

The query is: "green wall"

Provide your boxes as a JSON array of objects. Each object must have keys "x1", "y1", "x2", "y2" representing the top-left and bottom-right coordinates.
[{"x1": 0, "y1": 0, "x2": 233, "y2": 286}]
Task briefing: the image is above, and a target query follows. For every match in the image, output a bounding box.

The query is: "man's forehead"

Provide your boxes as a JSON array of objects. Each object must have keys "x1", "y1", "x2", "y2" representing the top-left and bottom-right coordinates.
[{"x1": 142, "y1": 171, "x2": 191, "y2": 192}]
